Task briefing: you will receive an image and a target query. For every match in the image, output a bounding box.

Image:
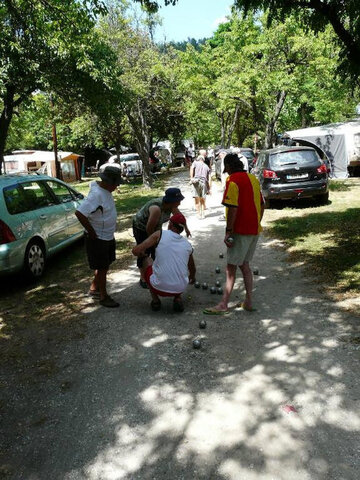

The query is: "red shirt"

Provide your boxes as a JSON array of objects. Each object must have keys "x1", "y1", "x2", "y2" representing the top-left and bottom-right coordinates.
[{"x1": 222, "y1": 172, "x2": 264, "y2": 235}]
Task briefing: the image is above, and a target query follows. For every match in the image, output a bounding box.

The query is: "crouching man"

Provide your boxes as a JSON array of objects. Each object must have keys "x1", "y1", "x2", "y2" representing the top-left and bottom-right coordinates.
[{"x1": 132, "y1": 213, "x2": 196, "y2": 312}]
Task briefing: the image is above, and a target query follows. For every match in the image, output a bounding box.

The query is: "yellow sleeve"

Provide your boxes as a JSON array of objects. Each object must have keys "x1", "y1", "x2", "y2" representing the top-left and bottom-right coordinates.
[{"x1": 223, "y1": 181, "x2": 239, "y2": 207}]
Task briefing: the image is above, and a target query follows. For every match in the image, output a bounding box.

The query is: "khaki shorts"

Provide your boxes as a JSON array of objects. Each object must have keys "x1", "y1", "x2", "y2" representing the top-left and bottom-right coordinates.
[{"x1": 227, "y1": 234, "x2": 259, "y2": 266}]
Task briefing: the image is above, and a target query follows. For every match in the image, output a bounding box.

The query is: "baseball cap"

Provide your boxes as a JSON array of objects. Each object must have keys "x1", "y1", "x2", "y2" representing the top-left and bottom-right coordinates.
[
  {"x1": 163, "y1": 187, "x2": 185, "y2": 203},
  {"x1": 169, "y1": 213, "x2": 187, "y2": 227}
]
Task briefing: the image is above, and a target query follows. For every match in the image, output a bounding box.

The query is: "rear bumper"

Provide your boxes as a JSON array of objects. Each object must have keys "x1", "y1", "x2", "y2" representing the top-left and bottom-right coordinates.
[
  {"x1": 0, "y1": 241, "x2": 25, "y2": 275},
  {"x1": 264, "y1": 180, "x2": 328, "y2": 200}
]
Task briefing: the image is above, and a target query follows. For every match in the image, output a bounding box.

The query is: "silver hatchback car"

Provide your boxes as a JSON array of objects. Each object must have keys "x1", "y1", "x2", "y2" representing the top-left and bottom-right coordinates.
[{"x1": 0, "y1": 173, "x2": 85, "y2": 278}]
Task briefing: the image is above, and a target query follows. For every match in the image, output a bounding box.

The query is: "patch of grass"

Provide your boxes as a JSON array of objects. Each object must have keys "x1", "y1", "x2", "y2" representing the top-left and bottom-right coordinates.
[
  {"x1": 265, "y1": 179, "x2": 360, "y2": 311},
  {"x1": 328, "y1": 179, "x2": 351, "y2": 191}
]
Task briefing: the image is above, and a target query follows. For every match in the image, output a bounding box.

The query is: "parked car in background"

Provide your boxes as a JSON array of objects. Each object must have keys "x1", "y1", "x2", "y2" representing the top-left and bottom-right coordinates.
[
  {"x1": 251, "y1": 146, "x2": 329, "y2": 206},
  {"x1": 111, "y1": 153, "x2": 143, "y2": 178},
  {"x1": 0, "y1": 173, "x2": 85, "y2": 279},
  {"x1": 239, "y1": 148, "x2": 256, "y2": 170}
]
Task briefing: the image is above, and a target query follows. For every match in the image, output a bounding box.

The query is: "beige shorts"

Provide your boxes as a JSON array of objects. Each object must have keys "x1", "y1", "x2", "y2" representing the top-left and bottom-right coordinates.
[{"x1": 227, "y1": 234, "x2": 259, "y2": 266}]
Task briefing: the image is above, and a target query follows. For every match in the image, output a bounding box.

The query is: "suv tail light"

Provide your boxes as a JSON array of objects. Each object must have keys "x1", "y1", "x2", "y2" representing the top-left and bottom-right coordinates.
[
  {"x1": 0, "y1": 220, "x2": 16, "y2": 244},
  {"x1": 317, "y1": 163, "x2": 327, "y2": 174},
  {"x1": 263, "y1": 169, "x2": 278, "y2": 179}
]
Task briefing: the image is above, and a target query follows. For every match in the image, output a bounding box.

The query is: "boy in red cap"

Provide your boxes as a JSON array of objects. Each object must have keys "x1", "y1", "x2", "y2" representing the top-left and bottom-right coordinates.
[{"x1": 132, "y1": 213, "x2": 196, "y2": 312}]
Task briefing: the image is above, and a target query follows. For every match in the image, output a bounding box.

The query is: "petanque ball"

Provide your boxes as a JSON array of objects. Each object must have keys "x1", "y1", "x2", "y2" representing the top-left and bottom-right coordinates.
[
  {"x1": 194, "y1": 281, "x2": 200, "y2": 288},
  {"x1": 215, "y1": 280, "x2": 221, "y2": 287},
  {"x1": 219, "y1": 253, "x2": 224, "y2": 259},
  {"x1": 217, "y1": 287, "x2": 223, "y2": 295},
  {"x1": 193, "y1": 339, "x2": 201, "y2": 349},
  {"x1": 253, "y1": 269, "x2": 259, "y2": 275},
  {"x1": 202, "y1": 282, "x2": 208, "y2": 290},
  {"x1": 199, "y1": 319, "x2": 207, "y2": 329},
  {"x1": 215, "y1": 267, "x2": 221, "y2": 273},
  {"x1": 210, "y1": 286, "x2": 217, "y2": 294}
]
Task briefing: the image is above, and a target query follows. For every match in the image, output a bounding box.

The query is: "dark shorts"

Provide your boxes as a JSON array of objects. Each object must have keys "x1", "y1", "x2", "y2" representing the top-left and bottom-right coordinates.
[
  {"x1": 85, "y1": 236, "x2": 116, "y2": 270},
  {"x1": 145, "y1": 266, "x2": 180, "y2": 297},
  {"x1": 132, "y1": 223, "x2": 156, "y2": 268}
]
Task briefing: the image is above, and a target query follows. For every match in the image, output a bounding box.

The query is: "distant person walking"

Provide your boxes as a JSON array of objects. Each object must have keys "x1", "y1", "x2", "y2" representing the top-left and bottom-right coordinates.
[
  {"x1": 75, "y1": 166, "x2": 122, "y2": 308},
  {"x1": 132, "y1": 213, "x2": 196, "y2": 312},
  {"x1": 132, "y1": 188, "x2": 190, "y2": 288},
  {"x1": 204, "y1": 153, "x2": 264, "y2": 315},
  {"x1": 190, "y1": 149, "x2": 211, "y2": 219}
]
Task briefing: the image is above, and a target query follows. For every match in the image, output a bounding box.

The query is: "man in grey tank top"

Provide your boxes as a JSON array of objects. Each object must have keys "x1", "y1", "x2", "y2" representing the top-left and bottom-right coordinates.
[{"x1": 132, "y1": 188, "x2": 190, "y2": 288}]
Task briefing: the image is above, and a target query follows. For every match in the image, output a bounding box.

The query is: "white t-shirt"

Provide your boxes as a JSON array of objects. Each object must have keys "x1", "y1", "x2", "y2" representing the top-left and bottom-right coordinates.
[
  {"x1": 150, "y1": 230, "x2": 193, "y2": 293},
  {"x1": 77, "y1": 181, "x2": 117, "y2": 240}
]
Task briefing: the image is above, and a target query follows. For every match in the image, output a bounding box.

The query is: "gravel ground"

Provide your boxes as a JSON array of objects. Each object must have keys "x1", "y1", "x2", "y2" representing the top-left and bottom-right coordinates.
[{"x1": 1, "y1": 170, "x2": 359, "y2": 480}]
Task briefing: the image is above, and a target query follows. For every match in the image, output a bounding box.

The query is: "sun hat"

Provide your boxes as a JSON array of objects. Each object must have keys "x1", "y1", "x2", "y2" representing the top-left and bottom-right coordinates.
[
  {"x1": 223, "y1": 153, "x2": 244, "y2": 173},
  {"x1": 163, "y1": 187, "x2": 185, "y2": 203},
  {"x1": 169, "y1": 213, "x2": 187, "y2": 228},
  {"x1": 99, "y1": 165, "x2": 122, "y2": 185}
]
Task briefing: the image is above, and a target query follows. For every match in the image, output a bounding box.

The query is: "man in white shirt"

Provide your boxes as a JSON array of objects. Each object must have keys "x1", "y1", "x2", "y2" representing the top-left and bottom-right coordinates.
[
  {"x1": 75, "y1": 166, "x2": 121, "y2": 308},
  {"x1": 132, "y1": 213, "x2": 196, "y2": 312}
]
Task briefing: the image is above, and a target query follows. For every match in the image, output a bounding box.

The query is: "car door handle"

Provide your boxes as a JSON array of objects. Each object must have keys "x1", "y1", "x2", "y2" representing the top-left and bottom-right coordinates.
[{"x1": 40, "y1": 215, "x2": 47, "y2": 219}]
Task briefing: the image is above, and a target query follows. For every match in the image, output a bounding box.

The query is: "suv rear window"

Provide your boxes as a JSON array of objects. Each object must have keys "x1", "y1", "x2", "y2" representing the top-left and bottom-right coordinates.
[{"x1": 270, "y1": 150, "x2": 320, "y2": 168}]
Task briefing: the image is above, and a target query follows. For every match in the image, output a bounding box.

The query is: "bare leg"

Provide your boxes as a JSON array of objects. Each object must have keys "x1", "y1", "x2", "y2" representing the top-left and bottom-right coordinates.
[
  {"x1": 90, "y1": 274, "x2": 98, "y2": 293},
  {"x1": 194, "y1": 197, "x2": 200, "y2": 216},
  {"x1": 199, "y1": 197, "x2": 206, "y2": 217},
  {"x1": 208, "y1": 263, "x2": 237, "y2": 311},
  {"x1": 239, "y1": 262, "x2": 253, "y2": 309},
  {"x1": 95, "y1": 269, "x2": 108, "y2": 300}
]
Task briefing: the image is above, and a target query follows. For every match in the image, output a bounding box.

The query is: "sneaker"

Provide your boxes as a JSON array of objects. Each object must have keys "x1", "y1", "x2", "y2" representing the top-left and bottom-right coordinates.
[
  {"x1": 151, "y1": 300, "x2": 161, "y2": 311},
  {"x1": 139, "y1": 279, "x2": 148, "y2": 289},
  {"x1": 99, "y1": 296, "x2": 120, "y2": 308},
  {"x1": 173, "y1": 299, "x2": 184, "y2": 313}
]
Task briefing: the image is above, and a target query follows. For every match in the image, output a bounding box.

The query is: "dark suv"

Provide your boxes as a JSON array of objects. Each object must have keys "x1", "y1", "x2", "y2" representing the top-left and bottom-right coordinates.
[{"x1": 252, "y1": 146, "x2": 329, "y2": 206}]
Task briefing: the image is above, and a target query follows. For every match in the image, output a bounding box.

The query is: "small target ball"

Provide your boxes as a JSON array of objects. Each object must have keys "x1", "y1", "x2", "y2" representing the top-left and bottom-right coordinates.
[
  {"x1": 199, "y1": 319, "x2": 207, "y2": 329},
  {"x1": 202, "y1": 282, "x2": 208, "y2": 290},
  {"x1": 219, "y1": 253, "x2": 224, "y2": 258},
  {"x1": 194, "y1": 281, "x2": 200, "y2": 288},
  {"x1": 217, "y1": 287, "x2": 223, "y2": 295},
  {"x1": 193, "y1": 339, "x2": 201, "y2": 349},
  {"x1": 215, "y1": 280, "x2": 220, "y2": 287},
  {"x1": 253, "y1": 269, "x2": 259, "y2": 275},
  {"x1": 215, "y1": 267, "x2": 221, "y2": 273}
]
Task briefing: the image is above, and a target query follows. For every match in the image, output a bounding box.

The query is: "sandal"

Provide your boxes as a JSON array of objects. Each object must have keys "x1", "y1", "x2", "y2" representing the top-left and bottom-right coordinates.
[
  {"x1": 238, "y1": 302, "x2": 257, "y2": 312},
  {"x1": 88, "y1": 289, "x2": 100, "y2": 298},
  {"x1": 151, "y1": 300, "x2": 161, "y2": 311},
  {"x1": 203, "y1": 307, "x2": 230, "y2": 315},
  {"x1": 99, "y1": 296, "x2": 120, "y2": 308}
]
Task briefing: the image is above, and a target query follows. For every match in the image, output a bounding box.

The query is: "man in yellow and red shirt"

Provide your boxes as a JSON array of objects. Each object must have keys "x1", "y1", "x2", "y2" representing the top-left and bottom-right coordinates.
[{"x1": 204, "y1": 153, "x2": 264, "y2": 315}]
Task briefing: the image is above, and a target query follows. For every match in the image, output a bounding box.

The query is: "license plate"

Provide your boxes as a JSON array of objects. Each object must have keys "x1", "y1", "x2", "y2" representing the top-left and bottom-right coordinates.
[{"x1": 287, "y1": 173, "x2": 308, "y2": 180}]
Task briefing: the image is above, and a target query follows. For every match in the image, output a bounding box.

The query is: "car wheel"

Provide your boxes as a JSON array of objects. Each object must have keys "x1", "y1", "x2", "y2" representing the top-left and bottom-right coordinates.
[
  {"x1": 317, "y1": 192, "x2": 329, "y2": 205},
  {"x1": 24, "y1": 240, "x2": 46, "y2": 279}
]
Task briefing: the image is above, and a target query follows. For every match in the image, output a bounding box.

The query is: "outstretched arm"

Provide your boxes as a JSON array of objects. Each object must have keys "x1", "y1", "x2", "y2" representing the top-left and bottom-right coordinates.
[{"x1": 132, "y1": 230, "x2": 161, "y2": 257}]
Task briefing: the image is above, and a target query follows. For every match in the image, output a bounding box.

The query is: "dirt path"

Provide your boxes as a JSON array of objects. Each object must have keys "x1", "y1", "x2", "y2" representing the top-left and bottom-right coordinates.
[{"x1": 1, "y1": 170, "x2": 359, "y2": 480}]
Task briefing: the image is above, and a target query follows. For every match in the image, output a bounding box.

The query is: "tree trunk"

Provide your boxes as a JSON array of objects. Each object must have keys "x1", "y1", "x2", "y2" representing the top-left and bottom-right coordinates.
[
  {"x1": 127, "y1": 103, "x2": 153, "y2": 188},
  {"x1": 264, "y1": 90, "x2": 287, "y2": 149},
  {"x1": 226, "y1": 103, "x2": 241, "y2": 147},
  {"x1": 0, "y1": 86, "x2": 16, "y2": 175}
]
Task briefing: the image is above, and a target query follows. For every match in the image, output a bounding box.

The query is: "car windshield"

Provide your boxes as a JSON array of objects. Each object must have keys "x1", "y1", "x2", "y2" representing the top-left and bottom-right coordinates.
[
  {"x1": 241, "y1": 151, "x2": 254, "y2": 159},
  {"x1": 270, "y1": 150, "x2": 319, "y2": 168},
  {"x1": 120, "y1": 155, "x2": 139, "y2": 162}
]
